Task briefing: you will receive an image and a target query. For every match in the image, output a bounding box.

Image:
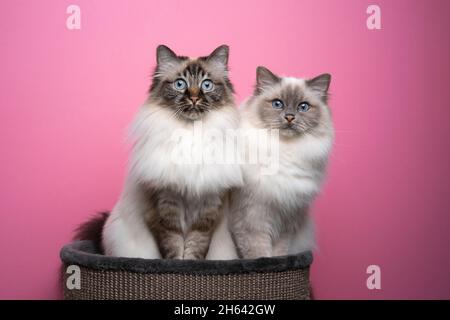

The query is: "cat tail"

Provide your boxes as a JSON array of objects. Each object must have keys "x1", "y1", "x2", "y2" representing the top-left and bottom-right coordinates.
[{"x1": 73, "y1": 211, "x2": 110, "y2": 253}]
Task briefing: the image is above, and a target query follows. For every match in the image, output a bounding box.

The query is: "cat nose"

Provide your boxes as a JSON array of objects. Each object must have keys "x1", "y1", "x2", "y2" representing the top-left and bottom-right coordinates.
[
  {"x1": 189, "y1": 87, "x2": 200, "y2": 105},
  {"x1": 285, "y1": 114, "x2": 295, "y2": 123},
  {"x1": 189, "y1": 96, "x2": 199, "y2": 104}
]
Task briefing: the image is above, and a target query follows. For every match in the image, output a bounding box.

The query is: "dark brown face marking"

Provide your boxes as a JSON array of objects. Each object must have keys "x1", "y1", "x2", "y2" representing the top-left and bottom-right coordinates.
[{"x1": 149, "y1": 45, "x2": 235, "y2": 121}]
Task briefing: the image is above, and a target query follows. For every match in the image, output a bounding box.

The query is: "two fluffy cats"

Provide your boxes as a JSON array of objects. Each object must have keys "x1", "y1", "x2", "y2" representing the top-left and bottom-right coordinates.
[{"x1": 97, "y1": 45, "x2": 333, "y2": 260}]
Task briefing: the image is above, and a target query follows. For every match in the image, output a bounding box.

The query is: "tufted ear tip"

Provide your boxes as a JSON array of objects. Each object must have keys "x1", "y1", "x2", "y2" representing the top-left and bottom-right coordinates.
[
  {"x1": 207, "y1": 45, "x2": 230, "y2": 66},
  {"x1": 156, "y1": 45, "x2": 178, "y2": 65},
  {"x1": 216, "y1": 44, "x2": 229, "y2": 53},
  {"x1": 306, "y1": 73, "x2": 332, "y2": 103},
  {"x1": 307, "y1": 73, "x2": 332, "y2": 93},
  {"x1": 256, "y1": 66, "x2": 281, "y2": 89}
]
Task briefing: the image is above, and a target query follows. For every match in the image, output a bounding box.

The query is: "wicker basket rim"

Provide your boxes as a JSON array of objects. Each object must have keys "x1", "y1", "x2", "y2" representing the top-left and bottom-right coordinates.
[{"x1": 61, "y1": 240, "x2": 313, "y2": 275}]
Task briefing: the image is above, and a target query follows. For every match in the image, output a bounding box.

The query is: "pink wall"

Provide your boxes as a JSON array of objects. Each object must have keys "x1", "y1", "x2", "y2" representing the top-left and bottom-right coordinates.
[{"x1": 0, "y1": 0, "x2": 449, "y2": 299}]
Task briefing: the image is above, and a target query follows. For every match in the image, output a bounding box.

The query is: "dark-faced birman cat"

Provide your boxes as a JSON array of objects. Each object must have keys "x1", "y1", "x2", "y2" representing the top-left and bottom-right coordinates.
[{"x1": 102, "y1": 45, "x2": 243, "y2": 259}]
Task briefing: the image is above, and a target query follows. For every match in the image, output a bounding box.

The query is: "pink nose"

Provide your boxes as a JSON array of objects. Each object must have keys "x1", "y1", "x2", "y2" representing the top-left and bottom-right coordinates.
[
  {"x1": 190, "y1": 96, "x2": 199, "y2": 104},
  {"x1": 285, "y1": 114, "x2": 295, "y2": 122}
]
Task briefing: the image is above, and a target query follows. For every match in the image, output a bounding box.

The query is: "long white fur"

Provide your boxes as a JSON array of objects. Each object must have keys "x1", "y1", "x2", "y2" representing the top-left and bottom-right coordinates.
[{"x1": 102, "y1": 101, "x2": 243, "y2": 258}]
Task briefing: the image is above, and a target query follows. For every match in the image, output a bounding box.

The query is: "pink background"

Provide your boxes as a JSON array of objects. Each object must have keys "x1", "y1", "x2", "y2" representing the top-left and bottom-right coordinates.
[{"x1": 1, "y1": 0, "x2": 449, "y2": 299}]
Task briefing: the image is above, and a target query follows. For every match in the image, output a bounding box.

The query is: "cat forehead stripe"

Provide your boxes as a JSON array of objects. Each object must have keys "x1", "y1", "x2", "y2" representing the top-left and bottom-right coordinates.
[{"x1": 183, "y1": 62, "x2": 206, "y2": 78}]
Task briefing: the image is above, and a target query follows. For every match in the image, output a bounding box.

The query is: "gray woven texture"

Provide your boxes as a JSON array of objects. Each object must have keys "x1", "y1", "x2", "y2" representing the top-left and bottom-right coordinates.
[
  {"x1": 63, "y1": 267, "x2": 310, "y2": 300},
  {"x1": 61, "y1": 241, "x2": 312, "y2": 300}
]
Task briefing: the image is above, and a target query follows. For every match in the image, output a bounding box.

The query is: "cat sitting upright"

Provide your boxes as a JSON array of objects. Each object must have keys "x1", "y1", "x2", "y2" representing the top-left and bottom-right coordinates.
[
  {"x1": 101, "y1": 45, "x2": 243, "y2": 259},
  {"x1": 229, "y1": 66, "x2": 334, "y2": 258}
]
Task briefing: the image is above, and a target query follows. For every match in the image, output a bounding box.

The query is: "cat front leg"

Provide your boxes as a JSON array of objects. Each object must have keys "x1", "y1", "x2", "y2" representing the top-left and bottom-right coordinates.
[
  {"x1": 232, "y1": 227, "x2": 273, "y2": 259},
  {"x1": 229, "y1": 198, "x2": 274, "y2": 258},
  {"x1": 273, "y1": 235, "x2": 290, "y2": 256},
  {"x1": 184, "y1": 206, "x2": 220, "y2": 259},
  {"x1": 155, "y1": 227, "x2": 184, "y2": 259},
  {"x1": 148, "y1": 190, "x2": 185, "y2": 259}
]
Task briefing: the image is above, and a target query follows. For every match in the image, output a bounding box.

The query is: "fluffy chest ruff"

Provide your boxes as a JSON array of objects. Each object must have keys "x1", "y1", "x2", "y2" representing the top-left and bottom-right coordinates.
[
  {"x1": 129, "y1": 103, "x2": 243, "y2": 196},
  {"x1": 242, "y1": 128, "x2": 333, "y2": 210}
]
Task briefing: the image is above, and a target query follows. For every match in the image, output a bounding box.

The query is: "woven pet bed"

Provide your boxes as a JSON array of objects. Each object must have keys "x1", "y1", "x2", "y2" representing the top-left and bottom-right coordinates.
[{"x1": 60, "y1": 240, "x2": 312, "y2": 300}]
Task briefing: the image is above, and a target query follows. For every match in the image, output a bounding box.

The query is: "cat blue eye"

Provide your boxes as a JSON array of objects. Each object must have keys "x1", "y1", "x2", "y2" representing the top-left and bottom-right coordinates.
[
  {"x1": 272, "y1": 99, "x2": 284, "y2": 109},
  {"x1": 174, "y1": 79, "x2": 187, "y2": 90},
  {"x1": 201, "y1": 79, "x2": 214, "y2": 92},
  {"x1": 298, "y1": 102, "x2": 310, "y2": 112}
]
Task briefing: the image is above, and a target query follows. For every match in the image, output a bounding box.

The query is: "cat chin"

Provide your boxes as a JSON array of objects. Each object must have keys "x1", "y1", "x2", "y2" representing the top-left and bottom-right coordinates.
[
  {"x1": 279, "y1": 127, "x2": 302, "y2": 138},
  {"x1": 177, "y1": 110, "x2": 206, "y2": 121}
]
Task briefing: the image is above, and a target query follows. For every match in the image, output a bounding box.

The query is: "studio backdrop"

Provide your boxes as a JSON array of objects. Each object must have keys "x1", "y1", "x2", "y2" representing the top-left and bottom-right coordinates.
[{"x1": 0, "y1": 0, "x2": 449, "y2": 299}]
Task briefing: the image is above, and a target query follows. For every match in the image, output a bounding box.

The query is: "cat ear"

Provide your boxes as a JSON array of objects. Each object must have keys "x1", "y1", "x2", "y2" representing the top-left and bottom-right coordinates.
[
  {"x1": 155, "y1": 45, "x2": 182, "y2": 76},
  {"x1": 306, "y1": 74, "x2": 331, "y2": 103},
  {"x1": 156, "y1": 45, "x2": 178, "y2": 65},
  {"x1": 255, "y1": 66, "x2": 281, "y2": 94},
  {"x1": 207, "y1": 45, "x2": 229, "y2": 67}
]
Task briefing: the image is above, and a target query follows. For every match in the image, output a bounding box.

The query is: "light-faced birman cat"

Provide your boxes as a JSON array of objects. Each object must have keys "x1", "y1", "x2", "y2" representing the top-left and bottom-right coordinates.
[
  {"x1": 229, "y1": 66, "x2": 334, "y2": 259},
  {"x1": 102, "y1": 45, "x2": 243, "y2": 259}
]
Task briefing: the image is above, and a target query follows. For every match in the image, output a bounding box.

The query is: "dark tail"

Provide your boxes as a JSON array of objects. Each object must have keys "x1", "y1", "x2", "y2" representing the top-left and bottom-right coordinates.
[{"x1": 73, "y1": 211, "x2": 109, "y2": 253}]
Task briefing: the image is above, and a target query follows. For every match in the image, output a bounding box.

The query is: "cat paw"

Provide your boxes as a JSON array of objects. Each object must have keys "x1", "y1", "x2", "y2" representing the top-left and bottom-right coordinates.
[{"x1": 183, "y1": 252, "x2": 203, "y2": 260}]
